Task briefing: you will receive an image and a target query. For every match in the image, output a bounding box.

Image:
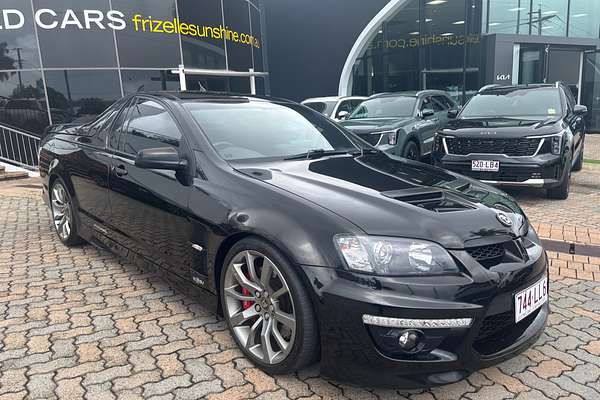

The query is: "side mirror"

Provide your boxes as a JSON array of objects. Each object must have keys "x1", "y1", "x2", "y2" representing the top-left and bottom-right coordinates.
[
  {"x1": 447, "y1": 109, "x2": 459, "y2": 119},
  {"x1": 421, "y1": 108, "x2": 435, "y2": 118},
  {"x1": 337, "y1": 110, "x2": 349, "y2": 120},
  {"x1": 135, "y1": 147, "x2": 187, "y2": 171},
  {"x1": 574, "y1": 105, "x2": 588, "y2": 116}
]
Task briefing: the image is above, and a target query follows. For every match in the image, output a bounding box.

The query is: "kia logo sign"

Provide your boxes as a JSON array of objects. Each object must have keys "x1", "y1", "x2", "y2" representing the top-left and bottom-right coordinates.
[{"x1": 496, "y1": 74, "x2": 511, "y2": 81}]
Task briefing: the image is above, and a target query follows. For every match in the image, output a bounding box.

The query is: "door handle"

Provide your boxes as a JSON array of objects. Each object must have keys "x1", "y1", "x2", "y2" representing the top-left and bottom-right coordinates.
[{"x1": 114, "y1": 164, "x2": 128, "y2": 177}]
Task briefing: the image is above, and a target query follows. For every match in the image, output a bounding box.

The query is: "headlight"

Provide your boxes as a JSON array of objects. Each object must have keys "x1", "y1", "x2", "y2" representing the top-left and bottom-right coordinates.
[
  {"x1": 334, "y1": 235, "x2": 459, "y2": 276},
  {"x1": 551, "y1": 135, "x2": 562, "y2": 155},
  {"x1": 376, "y1": 130, "x2": 398, "y2": 146}
]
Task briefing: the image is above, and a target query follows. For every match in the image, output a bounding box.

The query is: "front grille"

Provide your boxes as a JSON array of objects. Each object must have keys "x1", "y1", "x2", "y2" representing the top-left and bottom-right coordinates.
[
  {"x1": 474, "y1": 308, "x2": 542, "y2": 355},
  {"x1": 359, "y1": 133, "x2": 382, "y2": 146},
  {"x1": 467, "y1": 243, "x2": 505, "y2": 261},
  {"x1": 443, "y1": 163, "x2": 560, "y2": 183},
  {"x1": 445, "y1": 137, "x2": 542, "y2": 157},
  {"x1": 475, "y1": 310, "x2": 513, "y2": 341}
]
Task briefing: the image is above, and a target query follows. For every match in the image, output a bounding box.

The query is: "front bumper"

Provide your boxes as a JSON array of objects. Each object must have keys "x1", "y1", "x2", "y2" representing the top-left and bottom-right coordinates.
[
  {"x1": 433, "y1": 151, "x2": 564, "y2": 189},
  {"x1": 301, "y1": 249, "x2": 548, "y2": 388}
]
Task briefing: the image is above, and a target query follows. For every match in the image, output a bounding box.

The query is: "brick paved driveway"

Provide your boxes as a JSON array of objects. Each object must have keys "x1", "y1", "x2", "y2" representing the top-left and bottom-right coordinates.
[{"x1": 1, "y1": 181, "x2": 600, "y2": 399}]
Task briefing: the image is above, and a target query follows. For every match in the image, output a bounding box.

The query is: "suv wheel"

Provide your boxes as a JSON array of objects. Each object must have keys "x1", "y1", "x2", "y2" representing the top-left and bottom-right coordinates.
[
  {"x1": 220, "y1": 238, "x2": 319, "y2": 374},
  {"x1": 403, "y1": 141, "x2": 420, "y2": 161},
  {"x1": 572, "y1": 140, "x2": 584, "y2": 172},
  {"x1": 547, "y1": 160, "x2": 571, "y2": 200}
]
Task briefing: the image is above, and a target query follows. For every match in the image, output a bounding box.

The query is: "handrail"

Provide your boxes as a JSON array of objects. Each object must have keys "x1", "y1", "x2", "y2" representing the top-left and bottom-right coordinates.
[
  {"x1": 0, "y1": 123, "x2": 41, "y2": 170},
  {"x1": 0, "y1": 123, "x2": 41, "y2": 140}
]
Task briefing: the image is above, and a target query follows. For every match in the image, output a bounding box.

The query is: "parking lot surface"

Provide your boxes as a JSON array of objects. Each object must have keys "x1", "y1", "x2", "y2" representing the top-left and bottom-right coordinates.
[{"x1": 1, "y1": 141, "x2": 600, "y2": 399}]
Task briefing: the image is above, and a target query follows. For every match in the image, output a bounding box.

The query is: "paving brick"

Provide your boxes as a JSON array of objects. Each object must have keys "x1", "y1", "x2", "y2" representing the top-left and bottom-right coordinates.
[
  {"x1": 142, "y1": 374, "x2": 192, "y2": 397},
  {"x1": 55, "y1": 377, "x2": 85, "y2": 399},
  {"x1": 26, "y1": 372, "x2": 56, "y2": 400},
  {"x1": 82, "y1": 365, "x2": 132, "y2": 386},
  {"x1": 205, "y1": 383, "x2": 254, "y2": 400}
]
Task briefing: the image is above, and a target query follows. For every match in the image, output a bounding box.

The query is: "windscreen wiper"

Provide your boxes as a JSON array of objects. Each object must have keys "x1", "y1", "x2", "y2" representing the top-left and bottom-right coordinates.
[{"x1": 284, "y1": 149, "x2": 355, "y2": 160}]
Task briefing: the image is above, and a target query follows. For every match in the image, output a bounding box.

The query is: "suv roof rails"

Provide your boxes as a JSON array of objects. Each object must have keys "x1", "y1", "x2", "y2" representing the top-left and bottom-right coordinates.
[{"x1": 478, "y1": 84, "x2": 501, "y2": 93}]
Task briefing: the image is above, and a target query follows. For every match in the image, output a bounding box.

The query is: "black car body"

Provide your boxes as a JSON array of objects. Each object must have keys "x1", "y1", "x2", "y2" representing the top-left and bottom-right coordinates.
[
  {"x1": 340, "y1": 91, "x2": 458, "y2": 161},
  {"x1": 433, "y1": 83, "x2": 587, "y2": 199},
  {"x1": 39, "y1": 92, "x2": 548, "y2": 388}
]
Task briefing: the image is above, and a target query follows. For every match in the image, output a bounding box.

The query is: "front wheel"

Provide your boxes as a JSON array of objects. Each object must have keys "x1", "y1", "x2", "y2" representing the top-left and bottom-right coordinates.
[
  {"x1": 547, "y1": 163, "x2": 571, "y2": 200},
  {"x1": 220, "y1": 238, "x2": 319, "y2": 374},
  {"x1": 50, "y1": 179, "x2": 84, "y2": 246},
  {"x1": 572, "y1": 140, "x2": 584, "y2": 172},
  {"x1": 403, "y1": 140, "x2": 420, "y2": 161}
]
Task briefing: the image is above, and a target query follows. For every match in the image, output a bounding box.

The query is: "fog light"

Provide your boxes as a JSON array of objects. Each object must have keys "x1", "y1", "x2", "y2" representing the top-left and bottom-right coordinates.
[{"x1": 398, "y1": 329, "x2": 420, "y2": 351}]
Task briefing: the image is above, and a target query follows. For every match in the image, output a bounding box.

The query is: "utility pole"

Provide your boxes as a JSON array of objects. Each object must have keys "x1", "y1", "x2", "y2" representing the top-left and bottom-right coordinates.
[{"x1": 9, "y1": 47, "x2": 23, "y2": 92}]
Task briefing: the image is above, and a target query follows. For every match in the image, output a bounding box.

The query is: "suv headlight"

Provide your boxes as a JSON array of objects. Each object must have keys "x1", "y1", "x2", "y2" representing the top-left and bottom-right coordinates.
[
  {"x1": 334, "y1": 234, "x2": 459, "y2": 276},
  {"x1": 377, "y1": 130, "x2": 398, "y2": 146},
  {"x1": 551, "y1": 135, "x2": 562, "y2": 155}
]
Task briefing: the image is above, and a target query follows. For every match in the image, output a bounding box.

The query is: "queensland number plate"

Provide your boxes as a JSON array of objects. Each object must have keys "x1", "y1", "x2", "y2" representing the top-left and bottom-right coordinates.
[
  {"x1": 515, "y1": 275, "x2": 548, "y2": 323},
  {"x1": 472, "y1": 160, "x2": 500, "y2": 172}
]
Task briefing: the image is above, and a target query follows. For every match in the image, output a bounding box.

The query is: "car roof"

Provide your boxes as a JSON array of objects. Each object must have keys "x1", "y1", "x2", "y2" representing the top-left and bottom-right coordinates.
[
  {"x1": 368, "y1": 90, "x2": 450, "y2": 99},
  {"x1": 301, "y1": 96, "x2": 367, "y2": 103},
  {"x1": 136, "y1": 91, "x2": 295, "y2": 105}
]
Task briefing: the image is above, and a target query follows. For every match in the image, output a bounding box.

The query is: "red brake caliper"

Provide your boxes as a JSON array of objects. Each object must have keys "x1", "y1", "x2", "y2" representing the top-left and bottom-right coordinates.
[{"x1": 242, "y1": 287, "x2": 254, "y2": 310}]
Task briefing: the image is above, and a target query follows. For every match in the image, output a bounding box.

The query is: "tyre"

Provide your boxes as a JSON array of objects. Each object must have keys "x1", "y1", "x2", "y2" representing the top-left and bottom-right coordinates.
[
  {"x1": 547, "y1": 162, "x2": 571, "y2": 200},
  {"x1": 403, "y1": 140, "x2": 420, "y2": 161},
  {"x1": 572, "y1": 141, "x2": 584, "y2": 172},
  {"x1": 50, "y1": 179, "x2": 84, "y2": 246},
  {"x1": 220, "y1": 237, "x2": 319, "y2": 374}
]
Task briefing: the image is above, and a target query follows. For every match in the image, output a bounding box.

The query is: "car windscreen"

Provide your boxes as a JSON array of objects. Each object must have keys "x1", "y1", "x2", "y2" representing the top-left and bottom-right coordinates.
[
  {"x1": 184, "y1": 101, "x2": 359, "y2": 161},
  {"x1": 303, "y1": 101, "x2": 336, "y2": 117},
  {"x1": 347, "y1": 96, "x2": 416, "y2": 119},
  {"x1": 460, "y1": 88, "x2": 563, "y2": 118}
]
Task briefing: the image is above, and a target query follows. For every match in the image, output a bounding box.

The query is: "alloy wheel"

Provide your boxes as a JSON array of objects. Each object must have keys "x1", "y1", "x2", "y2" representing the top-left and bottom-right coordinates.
[
  {"x1": 223, "y1": 250, "x2": 296, "y2": 365},
  {"x1": 51, "y1": 182, "x2": 72, "y2": 240}
]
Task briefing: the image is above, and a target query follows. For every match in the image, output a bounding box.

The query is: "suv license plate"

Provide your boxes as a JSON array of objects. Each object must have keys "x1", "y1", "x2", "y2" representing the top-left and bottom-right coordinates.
[
  {"x1": 515, "y1": 275, "x2": 548, "y2": 323},
  {"x1": 472, "y1": 160, "x2": 500, "y2": 172}
]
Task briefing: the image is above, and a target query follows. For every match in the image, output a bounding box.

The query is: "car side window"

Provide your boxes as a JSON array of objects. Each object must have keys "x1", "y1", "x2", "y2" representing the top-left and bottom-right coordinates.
[
  {"x1": 335, "y1": 100, "x2": 355, "y2": 119},
  {"x1": 108, "y1": 99, "x2": 133, "y2": 150},
  {"x1": 563, "y1": 87, "x2": 576, "y2": 112},
  {"x1": 120, "y1": 98, "x2": 182, "y2": 156},
  {"x1": 421, "y1": 96, "x2": 444, "y2": 112},
  {"x1": 433, "y1": 95, "x2": 454, "y2": 110},
  {"x1": 87, "y1": 100, "x2": 124, "y2": 142}
]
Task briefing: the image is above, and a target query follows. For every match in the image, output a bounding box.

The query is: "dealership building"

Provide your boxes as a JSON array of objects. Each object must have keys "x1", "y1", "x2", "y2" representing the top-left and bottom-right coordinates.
[{"x1": 1, "y1": 0, "x2": 600, "y2": 166}]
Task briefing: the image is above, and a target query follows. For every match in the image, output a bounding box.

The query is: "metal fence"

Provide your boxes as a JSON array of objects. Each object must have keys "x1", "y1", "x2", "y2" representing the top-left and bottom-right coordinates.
[{"x1": 0, "y1": 124, "x2": 40, "y2": 170}]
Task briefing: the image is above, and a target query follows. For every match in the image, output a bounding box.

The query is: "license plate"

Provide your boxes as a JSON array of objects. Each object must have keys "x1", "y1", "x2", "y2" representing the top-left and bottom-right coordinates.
[
  {"x1": 472, "y1": 160, "x2": 500, "y2": 172},
  {"x1": 514, "y1": 275, "x2": 548, "y2": 323}
]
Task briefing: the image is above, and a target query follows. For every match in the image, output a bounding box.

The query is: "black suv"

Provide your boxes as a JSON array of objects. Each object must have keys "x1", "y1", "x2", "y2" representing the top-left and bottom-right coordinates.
[{"x1": 433, "y1": 83, "x2": 587, "y2": 199}]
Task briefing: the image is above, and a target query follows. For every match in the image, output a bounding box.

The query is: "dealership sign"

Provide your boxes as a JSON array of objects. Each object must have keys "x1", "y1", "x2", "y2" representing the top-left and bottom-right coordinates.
[{"x1": 0, "y1": 8, "x2": 260, "y2": 48}]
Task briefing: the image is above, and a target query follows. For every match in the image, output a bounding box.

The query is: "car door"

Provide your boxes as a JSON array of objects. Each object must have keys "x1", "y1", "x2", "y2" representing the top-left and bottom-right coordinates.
[
  {"x1": 107, "y1": 96, "x2": 194, "y2": 278},
  {"x1": 417, "y1": 96, "x2": 444, "y2": 155}
]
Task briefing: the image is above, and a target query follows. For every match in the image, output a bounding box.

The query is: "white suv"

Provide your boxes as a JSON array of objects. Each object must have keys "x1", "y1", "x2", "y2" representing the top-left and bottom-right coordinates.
[{"x1": 301, "y1": 96, "x2": 367, "y2": 121}]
